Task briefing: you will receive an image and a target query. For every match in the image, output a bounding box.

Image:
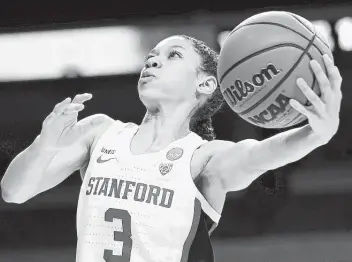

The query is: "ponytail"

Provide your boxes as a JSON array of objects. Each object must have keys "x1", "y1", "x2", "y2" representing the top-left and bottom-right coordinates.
[{"x1": 190, "y1": 117, "x2": 216, "y2": 141}]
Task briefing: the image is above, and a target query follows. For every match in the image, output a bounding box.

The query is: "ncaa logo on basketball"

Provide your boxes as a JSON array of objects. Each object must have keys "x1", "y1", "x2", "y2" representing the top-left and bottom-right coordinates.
[
  {"x1": 159, "y1": 163, "x2": 173, "y2": 176},
  {"x1": 247, "y1": 93, "x2": 291, "y2": 126},
  {"x1": 166, "y1": 147, "x2": 184, "y2": 161},
  {"x1": 223, "y1": 64, "x2": 281, "y2": 107}
]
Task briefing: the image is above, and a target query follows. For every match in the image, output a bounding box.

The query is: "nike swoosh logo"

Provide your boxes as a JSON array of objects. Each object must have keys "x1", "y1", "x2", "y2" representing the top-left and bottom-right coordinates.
[{"x1": 97, "y1": 155, "x2": 119, "y2": 164}]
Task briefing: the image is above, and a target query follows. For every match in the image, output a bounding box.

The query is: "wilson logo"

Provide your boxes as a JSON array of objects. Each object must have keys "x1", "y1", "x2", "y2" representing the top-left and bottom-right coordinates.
[{"x1": 223, "y1": 64, "x2": 281, "y2": 107}]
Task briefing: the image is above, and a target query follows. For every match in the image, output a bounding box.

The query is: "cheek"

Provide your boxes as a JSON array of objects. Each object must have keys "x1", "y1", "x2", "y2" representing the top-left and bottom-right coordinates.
[
  {"x1": 166, "y1": 64, "x2": 196, "y2": 81},
  {"x1": 168, "y1": 76, "x2": 196, "y2": 97},
  {"x1": 172, "y1": 67, "x2": 196, "y2": 83},
  {"x1": 155, "y1": 66, "x2": 198, "y2": 97},
  {"x1": 180, "y1": 76, "x2": 198, "y2": 97}
]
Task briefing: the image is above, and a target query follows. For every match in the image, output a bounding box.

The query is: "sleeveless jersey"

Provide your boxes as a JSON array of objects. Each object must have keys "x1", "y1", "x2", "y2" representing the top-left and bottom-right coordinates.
[{"x1": 76, "y1": 121, "x2": 221, "y2": 262}]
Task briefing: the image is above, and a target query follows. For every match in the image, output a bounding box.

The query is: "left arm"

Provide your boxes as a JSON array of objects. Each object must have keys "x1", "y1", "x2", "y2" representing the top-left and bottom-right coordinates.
[{"x1": 204, "y1": 54, "x2": 342, "y2": 192}]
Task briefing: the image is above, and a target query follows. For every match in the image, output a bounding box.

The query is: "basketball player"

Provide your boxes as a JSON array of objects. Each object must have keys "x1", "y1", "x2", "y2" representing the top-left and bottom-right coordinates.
[{"x1": 1, "y1": 35, "x2": 342, "y2": 262}]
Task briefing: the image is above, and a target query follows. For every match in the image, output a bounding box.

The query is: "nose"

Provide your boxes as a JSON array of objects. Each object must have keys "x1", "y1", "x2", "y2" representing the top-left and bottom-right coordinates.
[{"x1": 145, "y1": 57, "x2": 161, "y2": 69}]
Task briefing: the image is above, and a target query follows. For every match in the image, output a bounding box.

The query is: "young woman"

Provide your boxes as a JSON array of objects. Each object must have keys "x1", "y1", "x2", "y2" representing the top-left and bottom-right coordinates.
[{"x1": 1, "y1": 35, "x2": 342, "y2": 262}]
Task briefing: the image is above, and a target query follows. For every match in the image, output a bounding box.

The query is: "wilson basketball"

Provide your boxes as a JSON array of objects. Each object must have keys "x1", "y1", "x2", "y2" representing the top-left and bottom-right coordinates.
[{"x1": 218, "y1": 11, "x2": 333, "y2": 129}]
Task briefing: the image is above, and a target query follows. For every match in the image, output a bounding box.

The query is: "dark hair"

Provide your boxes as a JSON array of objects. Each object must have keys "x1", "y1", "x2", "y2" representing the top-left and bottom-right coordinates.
[{"x1": 178, "y1": 35, "x2": 224, "y2": 141}]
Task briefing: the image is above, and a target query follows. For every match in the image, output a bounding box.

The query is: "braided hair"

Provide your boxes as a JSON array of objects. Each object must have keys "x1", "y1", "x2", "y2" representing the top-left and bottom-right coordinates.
[{"x1": 178, "y1": 35, "x2": 224, "y2": 141}]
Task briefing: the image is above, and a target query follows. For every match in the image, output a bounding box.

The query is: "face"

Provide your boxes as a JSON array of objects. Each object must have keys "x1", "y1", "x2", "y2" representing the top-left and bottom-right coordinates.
[{"x1": 138, "y1": 36, "x2": 202, "y2": 108}]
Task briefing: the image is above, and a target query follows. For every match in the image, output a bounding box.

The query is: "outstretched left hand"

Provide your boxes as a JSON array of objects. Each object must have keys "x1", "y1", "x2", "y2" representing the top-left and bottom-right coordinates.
[{"x1": 289, "y1": 54, "x2": 343, "y2": 145}]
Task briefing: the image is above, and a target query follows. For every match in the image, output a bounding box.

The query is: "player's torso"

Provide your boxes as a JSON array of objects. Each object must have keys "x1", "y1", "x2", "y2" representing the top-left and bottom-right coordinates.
[{"x1": 76, "y1": 122, "x2": 221, "y2": 262}]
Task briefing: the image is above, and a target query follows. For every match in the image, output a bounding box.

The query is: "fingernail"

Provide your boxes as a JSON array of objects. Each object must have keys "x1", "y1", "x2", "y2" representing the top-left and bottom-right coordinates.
[{"x1": 297, "y1": 78, "x2": 304, "y2": 84}]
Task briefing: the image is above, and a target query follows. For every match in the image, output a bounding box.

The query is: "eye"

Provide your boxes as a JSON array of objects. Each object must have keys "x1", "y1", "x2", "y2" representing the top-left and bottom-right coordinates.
[{"x1": 168, "y1": 50, "x2": 182, "y2": 59}]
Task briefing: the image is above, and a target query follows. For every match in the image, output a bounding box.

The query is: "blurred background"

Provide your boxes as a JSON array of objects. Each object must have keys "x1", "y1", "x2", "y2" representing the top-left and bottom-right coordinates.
[{"x1": 0, "y1": 0, "x2": 352, "y2": 261}]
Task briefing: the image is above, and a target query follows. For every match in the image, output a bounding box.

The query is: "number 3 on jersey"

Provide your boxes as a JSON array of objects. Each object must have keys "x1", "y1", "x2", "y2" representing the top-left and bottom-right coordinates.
[{"x1": 103, "y1": 208, "x2": 133, "y2": 262}]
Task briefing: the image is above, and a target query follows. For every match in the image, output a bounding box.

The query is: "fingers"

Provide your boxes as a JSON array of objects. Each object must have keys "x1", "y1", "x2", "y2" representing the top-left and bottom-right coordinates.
[
  {"x1": 62, "y1": 103, "x2": 85, "y2": 115},
  {"x1": 44, "y1": 104, "x2": 82, "y2": 124},
  {"x1": 289, "y1": 99, "x2": 311, "y2": 117},
  {"x1": 72, "y1": 93, "x2": 93, "y2": 104},
  {"x1": 322, "y1": 54, "x2": 343, "y2": 95},
  {"x1": 43, "y1": 111, "x2": 57, "y2": 124},
  {"x1": 52, "y1": 100, "x2": 84, "y2": 116},
  {"x1": 53, "y1": 97, "x2": 72, "y2": 115},
  {"x1": 52, "y1": 93, "x2": 92, "y2": 115},
  {"x1": 46, "y1": 93, "x2": 92, "y2": 125},
  {"x1": 296, "y1": 78, "x2": 325, "y2": 113},
  {"x1": 291, "y1": 55, "x2": 342, "y2": 128},
  {"x1": 60, "y1": 93, "x2": 92, "y2": 115},
  {"x1": 310, "y1": 59, "x2": 332, "y2": 102}
]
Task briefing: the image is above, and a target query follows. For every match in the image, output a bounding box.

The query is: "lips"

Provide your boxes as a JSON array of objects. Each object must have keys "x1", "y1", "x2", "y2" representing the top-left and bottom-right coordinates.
[{"x1": 141, "y1": 71, "x2": 156, "y2": 78}]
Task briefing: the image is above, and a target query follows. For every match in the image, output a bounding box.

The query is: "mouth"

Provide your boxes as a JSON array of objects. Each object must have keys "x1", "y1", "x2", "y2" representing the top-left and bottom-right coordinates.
[{"x1": 141, "y1": 71, "x2": 156, "y2": 79}]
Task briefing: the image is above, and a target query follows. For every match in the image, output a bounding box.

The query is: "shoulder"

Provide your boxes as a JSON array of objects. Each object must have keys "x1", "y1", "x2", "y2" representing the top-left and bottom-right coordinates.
[
  {"x1": 192, "y1": 139, "x2": 260, "y2": 181},
  {"x1": 81, "y1": 114, "x2": 127, "y2": 150},
  {"x1": 81, "y1": 114, "x2": 125, "y2": 135},
  {"x1": 191, "y1": 140, "x2": 234, "y2": 178},
  {"x1": 79, "y1": 114, "x2": 127, "y2": 179},
  {"x1": 196, "y1": 138, "x2": 259, "y2": 159},
  {"x1": 80, "y1": 114, "x2": 115, "y2": 129}
]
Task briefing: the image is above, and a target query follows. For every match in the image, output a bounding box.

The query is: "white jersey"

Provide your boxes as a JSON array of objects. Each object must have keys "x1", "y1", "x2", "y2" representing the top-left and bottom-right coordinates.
[{"x1": 76, "y1": 121, "x2": 221, "y2": 262}]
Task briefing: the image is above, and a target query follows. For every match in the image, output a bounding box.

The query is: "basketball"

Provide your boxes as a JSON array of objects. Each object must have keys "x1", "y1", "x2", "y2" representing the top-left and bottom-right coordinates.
[{"x1": 218, "y1": 11, "x2": 333, "y2": 129}]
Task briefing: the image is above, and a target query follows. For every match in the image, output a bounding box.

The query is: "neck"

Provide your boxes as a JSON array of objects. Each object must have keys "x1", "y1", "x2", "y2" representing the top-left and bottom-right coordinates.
[{"x1": 138, "y1": 103, "x2": 195, "y2": 143}]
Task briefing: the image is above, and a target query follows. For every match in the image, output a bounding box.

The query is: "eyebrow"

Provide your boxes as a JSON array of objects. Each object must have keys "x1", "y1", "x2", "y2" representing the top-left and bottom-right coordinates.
[{"x1": 150, "y1": 45, "x2": 186, "y2": 55}]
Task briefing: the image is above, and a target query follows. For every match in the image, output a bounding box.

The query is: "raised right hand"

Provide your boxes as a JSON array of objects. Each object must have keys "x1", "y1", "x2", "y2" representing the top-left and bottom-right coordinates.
[{"x1": 38, "y1": 93, "x2": 105, "y2": 150}]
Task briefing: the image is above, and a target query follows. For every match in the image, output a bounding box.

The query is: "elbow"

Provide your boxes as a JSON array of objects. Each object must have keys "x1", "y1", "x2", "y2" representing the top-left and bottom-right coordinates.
[
  {"x1": 2, "y1": 193, "x2": 28, "y2": 204},
  {"x1": 1, "y1": 185, "x2": 28, "y2": 204}
]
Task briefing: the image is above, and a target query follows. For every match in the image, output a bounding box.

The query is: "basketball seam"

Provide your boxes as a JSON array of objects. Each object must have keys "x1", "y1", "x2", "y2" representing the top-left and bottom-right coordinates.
[
  {"x1": 238, "y1": 33, "x2": 317, "y2": 116},
  {"x1": 268, "y1": 53, "x2": 316, "y2": 128},
  {"x1": 311, "y1": 41, "x2": 324, "y2": 56},
  {"x1": 288, "y1": 13, "x2": 331, "y2": 50},
  {"x1": 288, "y1": 13, "x2": 315, "y2": 34},
  {"x1": 220, "y1": 43, "x2": 305, "y2": 84},
  {"x1": 229, "y1": 22, "x2": 310, "y2": 39},
  {"x1": 225, "y1": 22, "x2": 325, "y2": 58}
]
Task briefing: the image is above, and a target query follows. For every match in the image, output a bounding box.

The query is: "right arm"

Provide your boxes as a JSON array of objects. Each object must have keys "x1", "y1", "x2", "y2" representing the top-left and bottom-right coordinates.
[{"x1": 1, "y1": 94, "x2": 114, "y2": 203}]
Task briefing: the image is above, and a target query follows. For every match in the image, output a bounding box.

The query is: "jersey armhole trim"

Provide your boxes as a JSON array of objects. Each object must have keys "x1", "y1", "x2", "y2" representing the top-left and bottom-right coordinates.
[
  {"x1": 195, "y1": 191, "x2": 221, "y2": 224},
  {"x1": 89, "y1": 120, "x2": 126, "y2": 158},
  {"x1": 188, "y1": 139, "x2": 222, "y2": 225}
]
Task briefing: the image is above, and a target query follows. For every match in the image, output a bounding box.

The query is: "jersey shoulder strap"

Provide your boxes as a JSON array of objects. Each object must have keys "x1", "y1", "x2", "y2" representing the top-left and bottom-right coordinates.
[{"x1": 89, "y1": 119, "x2": 134, "y2": 157}]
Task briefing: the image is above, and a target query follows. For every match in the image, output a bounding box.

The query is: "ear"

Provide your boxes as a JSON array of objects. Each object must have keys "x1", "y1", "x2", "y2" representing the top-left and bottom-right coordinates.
[{"x1": 197, "y1": 76, "x2": 218, "y2": 95}]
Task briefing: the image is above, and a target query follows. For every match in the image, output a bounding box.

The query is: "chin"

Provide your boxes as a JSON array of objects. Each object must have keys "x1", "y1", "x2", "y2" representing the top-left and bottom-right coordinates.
[
  {"x1": 138, "y1": 78, "x2": 160, "y2": 93},
  {"x1": 138, "y1": 88, "x2": 159, "y2": 106}
]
